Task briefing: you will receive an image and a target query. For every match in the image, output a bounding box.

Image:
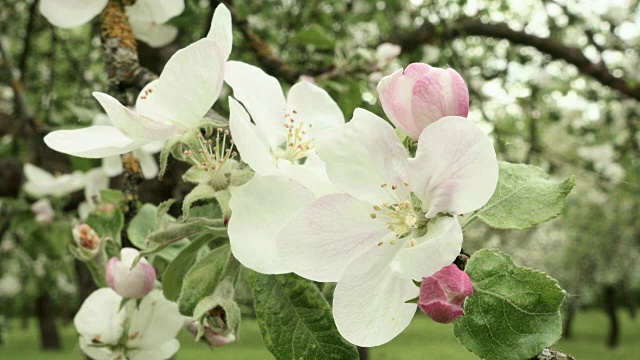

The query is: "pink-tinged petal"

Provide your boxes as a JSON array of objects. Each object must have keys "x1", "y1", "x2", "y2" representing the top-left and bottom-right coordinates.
[
  {"x1": 418, "y1": 264, "x2": 473, "y2": 323},
  {"x1": 277, "y1": 193, "x2": 393, "y2": 282},
  {"x1": 411, "y1": 68, "x2": 470, "y2": 131},
  {"x1": 315, "y1": 109, "x2": 410, "y2": 205},
  {"x1": 378, "y1": 69, "x2": 421, "y2": 139},
  {"x1": 107, "y1": 248, "x2": 156, "y2": 299},
  {"x1": 390, "y1": 216, "x2": 463, "y2": 280},
  {"x1": 228, "y1": 174, "x2": 315, "y2": 274},
  {"x1": 333, "y1": 245, "x2": 418, "y2": 347},
  {"x1": 224, "y1": 61, "x2": 287, "y2": 148},
  {"x1": 228, "y1": 97, "x2": 278, "y2": 176},
  {"x1": 93, "y1": 92, "x2": 178, "y2": 141},
  {"x1": 408, "y1": 116, "x2": 498, "y2": 217}
]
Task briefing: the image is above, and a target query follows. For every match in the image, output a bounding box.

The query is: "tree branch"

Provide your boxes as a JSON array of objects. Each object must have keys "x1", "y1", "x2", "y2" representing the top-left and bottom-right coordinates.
[
  {"x1": 100, "y1": 0, "x2": 157, "y2": 105},
  {"x1": 389, "y1": 18, "x2": 640, "y2": 100}
]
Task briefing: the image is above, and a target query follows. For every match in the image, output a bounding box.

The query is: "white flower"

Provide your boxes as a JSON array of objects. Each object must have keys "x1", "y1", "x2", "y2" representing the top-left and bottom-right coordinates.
[
  {"x1": 39, "y1": 0, "x2": 185, "y2": 48},
  {"x1": 92, "y1": 114, "x2": 163, "y2": 180},
  {"x1": 78, "y1": 168, "x2": 110, "y2": 220},
  {"x1": 375, "y1": 43, "x2": 401, "y2": 69},
  {"x1": 31, "y1": 199, "x2": 55, "y2": 224},
  {"x1": 276, "y1": 110, "x2": 498, "y2": 346},
  {"x1": 22, "y1": 164, "x2": 85, "y2": 198},
  {"x1": 74, "y1": 288, "x2": 184, "y2": 360},
  {"x1": 225, "y1": 61, "x2": 344, "y2": 273},
  {"x1": 0, "y1": 274, "x2": 21, "y2": 298},
  {"x1": 44, "y1": 4, "x2": 232, "y2": 160}
]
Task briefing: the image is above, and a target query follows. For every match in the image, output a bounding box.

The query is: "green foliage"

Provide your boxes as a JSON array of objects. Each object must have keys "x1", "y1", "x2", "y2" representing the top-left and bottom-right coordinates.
[
  {"x1": 162, "y1": 234, "x2": 215, "y2": 301},
  {"x1": 251, "y1": 273, "x2": 359, "y2": 360},
  {"x1": 294, "y1": 24, "x2": 336, "y2": 50},
  {"x1": 85, "y1": 207, "x2": 124, "y2": 247},
  {"x1": 178, "y1": 244, "x2": 233, "y2": 316},
  {"x1": 470, "y1": 162, "x2": 575, "y2": 230},
  {"x1": 454, "y1": 249, "x2": 565, "y2": 360}
]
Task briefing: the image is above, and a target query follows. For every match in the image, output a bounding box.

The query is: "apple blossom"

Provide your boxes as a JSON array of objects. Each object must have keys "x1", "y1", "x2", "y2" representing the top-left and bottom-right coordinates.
[
  {"x1": 30, "y1": 199, "x2": 55, "y2": 224},
  {"x1": 418, "y1": 264, "x2": 474, "y2": 324},
  {"x1": 378, "y1": 63, "x2": 470, "y2": 140},
  {"x1": 92, "y1": 114, "x2": 163, "y2": 180},
  {"x1": 74, "y1": 288, "x2": 183, "y2": 360},
  {"x1": 276, "y1": 110, "x2": 498, "y2": 346},
  {"x1": 78, "y1": 168, "x2": 110, "y2": 220},
  {"x1": 225, "y1": 62, "x2": 344, "y2": 273},
  {"x1": 39, "y1": 0, "x2": 184, "y2": 48},
  {"x1": 106, "y1": 248, "x2": 156, "y2": 299},
  {"x1": 22, "y1": 164, "x2": 85, "y2": 198},
  {"x1": 375, "y1": 42, "x2": 401, "y2": 70},
  {"x1": 184, "y1": 320, "x2": 236, "y2": 347},
  {"x1": 44, "y1": 4, "x2": 232, "y2": 160}
]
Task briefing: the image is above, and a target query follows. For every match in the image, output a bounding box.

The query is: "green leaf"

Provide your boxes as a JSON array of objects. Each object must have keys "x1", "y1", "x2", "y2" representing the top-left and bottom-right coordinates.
[
  {"x1": 178, "y1": 244, "x2": 232, "y2": 316},
  {"x1": 471, "y1": 162, "x2": 575, "y2": 230},
  {"x1": 293, "y1": 24, "x2": 336, "y2": 50},
  {"x1": 100, "y1": 189, "x2": 125, "y2": 207},
  {"x1": 85, "y1": 206, "x2": 124, "y2": 246},
  {"x1": 453, "y1": 249, "x2": 566, "y2": 360},
  {"x1": 182, "y1": 184, "x2": 216, "y2": 219},
  {"x1": 162, "y1": 234, "x2": 215, "y2": 302},
  {"x1": 252, "y1": 273, "x2": 359, "y2": 360}
]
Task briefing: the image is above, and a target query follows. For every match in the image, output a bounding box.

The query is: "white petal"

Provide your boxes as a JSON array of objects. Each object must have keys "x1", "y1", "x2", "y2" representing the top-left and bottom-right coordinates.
[
  {"x1": 78, "y1": 202, "x2": 91, "y2": 220},
  {"x1": 74, "y1": 288, "x2": 125, "y2": 345},
  {"x1": 129, "y1": 339, "x2": 180, "y2": 360},
  {"x1": 45, "y1": 126, "x2": 146, "y2": 158},
  {"x1": 207, "y1": 4, "x2": 233, "y2": 60},
  {"x1": 128, "y1": 290, "x2": 183, "y2": 349},
  {"x1": 93, "y1": 92, "x2": 178, "y2": 141},
  {"x1": 130, "y1": 20, "x2": 178, "y2": 48},
  {"x1": 141, "y1": 141, "x2": 165, "y2": 154},
  {"x1": 84, "y1": 168, "x2": 109, "y2": 204},
  {"x1": 333, "y1": 246, "x2": 418, "y2": 347},
  {"x1": 224, "y1": 61, "x2": 287, "y2": 148},
  {"x1": 390, "y1": 216, "x2": 463, "y2": 280},
  {"x1": 276, "y1": 152, "x2": 339, "y2": 197},
  {"x1": 229, "y1": 175, "x2": 315, "y2": 274},
  {"x1": 39, "y1": 0, "x2": 107, "y2": 28},
  {"x1": 133, "y1": 149, "x2": 159, "y2": 179},
  {"x1": 79, "y1": 336, "x2": 116, "y2": 360},
  {"x1": 286, "y1": 81, "x2": 344, "y2": 136},
  {"x1": 24, "y1": 164, "x2": 54, "y2": 183},
  {"x1": 126, "y1": 0, "x2": 184, "y2": 24},
  {"x1": 315, "y1": 108, "x2": 410, "y2": 205},
  {"x1": 228, "y1": 97, "x2": 277, "y2": 176},
  {"x1": 102, "y1": 155, "x2": 124, "y2": 177},
  {"x1": 277, "y1": 194, "x2": 392, "y2": 282},
  {"x1": 135, "y1": 39, "x2": 225, "y2": 129},
  {"x1": 408, "y1": 116, "x2": 498, "y2": 217}
]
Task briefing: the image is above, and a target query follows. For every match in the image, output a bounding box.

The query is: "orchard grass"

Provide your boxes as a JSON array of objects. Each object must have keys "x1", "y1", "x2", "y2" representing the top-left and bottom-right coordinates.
[{"x1": 2, "y1": 310, "x2": 638, "y2": 359}]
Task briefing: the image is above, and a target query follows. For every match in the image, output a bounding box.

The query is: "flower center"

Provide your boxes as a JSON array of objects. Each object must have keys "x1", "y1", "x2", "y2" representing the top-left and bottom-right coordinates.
[
  {"x1": 277, "y1": 110, "x2": 313, "y2": 162},
  {"x1": 369, "y1": 182, "x2": 425, "y2": 247},
  {"x1": 183, "y1": 128, "x2": 238, "y2": 189}
]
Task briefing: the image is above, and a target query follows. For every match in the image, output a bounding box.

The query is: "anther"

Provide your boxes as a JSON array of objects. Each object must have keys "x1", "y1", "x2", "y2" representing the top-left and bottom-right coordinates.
[{"x1": 370, "y1": 213, "x2": 377, "y2": 219}]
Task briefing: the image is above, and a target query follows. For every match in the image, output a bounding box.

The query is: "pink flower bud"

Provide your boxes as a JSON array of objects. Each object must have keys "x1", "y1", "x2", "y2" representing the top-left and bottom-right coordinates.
[
  {"x1": 31, "y1": 199, "x2": 55, "y2": 224},
  {"x1": 418, "y1": 264, "x2": 473, "y2": 324},
  {"x1": 377, "y1": 63, "x2": 469, "y2": 140},
  {"x1": 72, "y1": 223, "x2": 101, "y2": 257},
  {"x1": 106, "y1": 248, "x2": 156, "y2": 299}
]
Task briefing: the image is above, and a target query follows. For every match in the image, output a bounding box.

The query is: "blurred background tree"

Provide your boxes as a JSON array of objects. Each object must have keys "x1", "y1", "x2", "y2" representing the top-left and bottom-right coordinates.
[{"x1": 1, "y1": 0, "x2": 639, "y2": 358}]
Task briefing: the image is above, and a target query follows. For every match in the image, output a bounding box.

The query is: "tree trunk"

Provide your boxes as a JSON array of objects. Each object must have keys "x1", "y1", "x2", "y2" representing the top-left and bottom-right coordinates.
[
  {"x1": 603, "y1": 285, "x2": 619, "y2": 348},
  {"x1": 35, "y1": 292, "x2": 61, "y2": 350},
  {"x1": 620, "y1": 282, "x2": 637, "y2": 320},
  {"x1": 358, "y1": 346, "x2": 369, "y2": 360},
  {"x1": 562, "y1": 298, "x2": 577, "y2": 339}
]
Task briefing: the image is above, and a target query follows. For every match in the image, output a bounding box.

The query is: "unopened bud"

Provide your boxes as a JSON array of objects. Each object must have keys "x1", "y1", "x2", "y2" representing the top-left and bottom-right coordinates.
[
  {"x1": 106, "y1": 248, "x2": 156, "y2": 299},
  {"x1": 72, "y1": 223, "x2": 101, "y2": 258},
  {"x1": 184, "y1": 320, "x2": 236, "y2": 347},
  {"x1": 418, "y1": 264, "x2": 473, "y2": 324}
]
